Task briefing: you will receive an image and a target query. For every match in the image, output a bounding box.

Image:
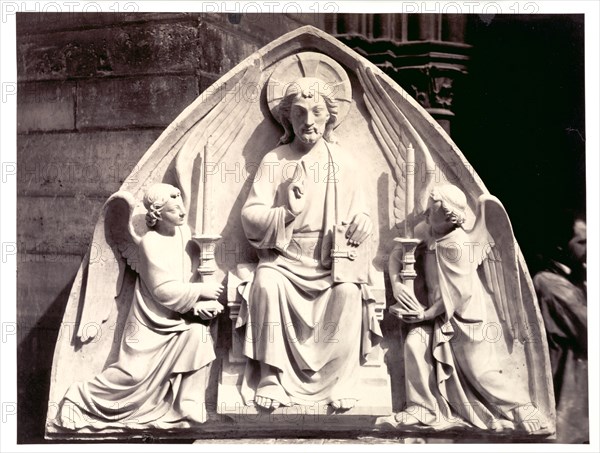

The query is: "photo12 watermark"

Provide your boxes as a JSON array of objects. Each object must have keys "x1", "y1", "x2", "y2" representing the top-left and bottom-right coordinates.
[{"x1": 2, "y1": 1, "x2": 140, "y2": 23}]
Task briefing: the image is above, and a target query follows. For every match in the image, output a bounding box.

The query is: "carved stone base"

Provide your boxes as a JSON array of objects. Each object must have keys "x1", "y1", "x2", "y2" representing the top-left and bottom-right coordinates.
[{"x1": 217, "y1": 356, "x2": 393, "y2": 431}]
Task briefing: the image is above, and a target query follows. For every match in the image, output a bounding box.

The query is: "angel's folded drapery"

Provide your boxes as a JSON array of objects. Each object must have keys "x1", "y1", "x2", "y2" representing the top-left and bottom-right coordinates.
[
  {"x1": 55, "y1": 225, "x2": 215, "y2": 430},
  {"x1": 402, "y1": 228, "x2": 533, "y2": 429}
]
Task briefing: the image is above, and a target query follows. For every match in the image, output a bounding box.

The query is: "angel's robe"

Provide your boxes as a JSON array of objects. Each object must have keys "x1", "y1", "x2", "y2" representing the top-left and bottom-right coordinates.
[
  {"x1": 56, "y1": 225, "x2": 215, "y2": 429},
  {"x1": 238, "y1": 141, "x2": 382, "y2": 405},
  {"x1": 403, "y1": 227, "x2": 532, "y2": 429}
]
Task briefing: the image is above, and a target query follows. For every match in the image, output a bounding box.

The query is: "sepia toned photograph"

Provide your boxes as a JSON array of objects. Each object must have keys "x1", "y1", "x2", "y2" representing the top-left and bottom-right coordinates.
[{"x1": 1, "y1": 1, "x2": 596, "y2": 451}]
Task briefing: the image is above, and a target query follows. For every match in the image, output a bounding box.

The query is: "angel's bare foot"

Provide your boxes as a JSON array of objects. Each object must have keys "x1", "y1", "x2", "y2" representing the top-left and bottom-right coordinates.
[
  {"x1": 255, "y1": 395, "x2": 281, "y2": 410},
  {"x1": 394, "y1": 410, "x2": 422, "y2": 426},
  {"x1": 330, "y1": 398, "x2": 357, "y2": 410},
  {"x1": 490, "y1": 418, "x2": 515, "y2": 432},
  {"x1": 520, "y1": 419, "x2": 542, "y2": 433},
  {"x1": 514, "y1": 404, "x2": 547, "y2": 433}
]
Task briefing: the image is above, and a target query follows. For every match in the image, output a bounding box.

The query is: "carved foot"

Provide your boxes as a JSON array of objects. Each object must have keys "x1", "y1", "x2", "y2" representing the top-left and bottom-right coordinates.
[
  {"x1": 330, "y1": 398, "x2": 357, "y2": 411},
  {"x1": 255, "y1": 396, "x2": 281, "y2": 410},
  {"x1": 374, "y1": 414, "x2": 400, "y2": 429},
  {"x1": 255, "y1": 362, "x2": 287, "y2": 410},
  {"x1": 514, "y1": 404, "x2": 548, "y2": 434},
  {"x1": 490, "y1": 418, "x2": 515, "y2": 432},
  {"x1": 518, "y1": 419, "x2": 542, "y2": 433}
]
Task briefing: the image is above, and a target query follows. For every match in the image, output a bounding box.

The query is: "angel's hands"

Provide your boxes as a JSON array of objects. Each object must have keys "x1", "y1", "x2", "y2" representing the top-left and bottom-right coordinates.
[
  {"x1": 392, "y1": 281, "x2": 424, "y2": 313},
  {"x1": 398, "y1": 309, "x2": 425, "y2": 324},
  {"x1": 199, "y1": 281, "x2": 224, "y2": 300},
  {"x1": 193, "y1": 300, "x2": 224, "y2": 320},
  {"x1": 345, "y1": 213, "x2": 373, "y2": 246}
]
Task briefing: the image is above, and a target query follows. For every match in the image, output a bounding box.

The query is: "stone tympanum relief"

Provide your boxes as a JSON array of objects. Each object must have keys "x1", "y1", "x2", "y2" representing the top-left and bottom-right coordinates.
[{"x1": 45, "y1": 26, "x2": 555, "y2": 440}]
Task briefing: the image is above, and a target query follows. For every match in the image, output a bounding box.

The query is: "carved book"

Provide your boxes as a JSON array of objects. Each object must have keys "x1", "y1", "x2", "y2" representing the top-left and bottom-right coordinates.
[{"x1": 330, "y1": 224, "x2": 370, "y2": 284}]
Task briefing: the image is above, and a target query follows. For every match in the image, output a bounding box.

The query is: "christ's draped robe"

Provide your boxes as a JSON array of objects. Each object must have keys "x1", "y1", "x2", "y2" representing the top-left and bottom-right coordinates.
[{"x1": 238, "y1": 141, "x2": 382, "y2": 406}]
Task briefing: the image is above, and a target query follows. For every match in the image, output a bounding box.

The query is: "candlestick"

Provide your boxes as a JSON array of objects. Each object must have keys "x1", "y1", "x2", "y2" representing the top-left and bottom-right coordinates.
[
  {"x1": 405, "y1": 143, "x2": 415, "y2": 238},
  {"x1": 388, "y1": 237, "x2": 421, "y2": 319},
  {"x1": 202, "y1": 138, "x2": 214, "y2": 234},
  {"x1": 192, "y1": 234, "x2": 221, "y2": 282},
  {"x1": 193, "y1": 137, "x2": 220, "y2": 287}
]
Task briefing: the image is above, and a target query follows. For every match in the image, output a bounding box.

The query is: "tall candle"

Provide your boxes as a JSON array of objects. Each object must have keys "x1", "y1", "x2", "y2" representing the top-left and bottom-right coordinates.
[
  {"x1": 202, "y1": 139, "x2": 213, "y2": 234},
  {"x1": 405, "y1": 143, "x2": 415, "y2": 238}
]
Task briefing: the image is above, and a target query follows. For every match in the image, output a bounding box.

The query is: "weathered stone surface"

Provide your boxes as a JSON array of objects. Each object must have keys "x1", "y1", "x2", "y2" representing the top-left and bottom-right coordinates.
[
  {"x1": 203, "y1": 12, "x2": 321, "y2": 47},
  {"x1": 17, "y1": 81, "x2": 75, "y2": 132},
  {"x1": 76, "y1": 75, "x2": 199, "y2": 129},
  {"x1": 18, "y1": 130, "x2": 162, "y2": 197},
  {"x1": 17, "y1": 195, "x2": 104, "y2": 256},
  {"x1": 17, "y1": 256, "x2": 82, "y2": 444},
  {"x1": 193, "y1": 436, "x2": 404, "y2": 444},
  {"x1": 17, "y1": 258, "x2": 82, "y2": 343},
  {"x1": 16, "y1": 12, "x2": 197, "y2": 36},
  {"x1": 198, "y1": 72, "x2": 219, "y2": 93},
  {"x1": 197, "y1": 21, "x2": 260, "y2": 74},
  {"x1": 16, "y1": 14, "x2": 324, "y2": 82},
  {"x1": 287, "y1": 12, "x2": 328, "y2": 27},
  {"x1": 18, "y1": 22, "x2": 200, "y2": 81}
]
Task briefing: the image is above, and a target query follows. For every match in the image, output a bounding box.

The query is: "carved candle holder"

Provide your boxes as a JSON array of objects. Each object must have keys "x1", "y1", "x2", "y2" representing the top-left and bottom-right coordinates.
[
  {"x1": 192, "y1": 234, "x2": 221, "y2": 284},
  {"x1": 388, "y1": 237, "x2": 421, "y2": 318}
]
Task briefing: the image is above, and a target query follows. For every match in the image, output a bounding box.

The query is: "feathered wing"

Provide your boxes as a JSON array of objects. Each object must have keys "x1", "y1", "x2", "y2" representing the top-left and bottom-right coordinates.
[
  {"x1": 76, "y1": 191, "x2": 146, "y2": 342},
  {"x1": 74, "y1": 63, "x2": 262, "y2": 343},
  {"x1": 174, "y1": 62, "x2": 262, "y2": 232},
  {"x1": 468, "y1": 194, "x2": 526, "y2": 343},
  {"x1": 357, "y1": 64, "x2": 436, "y2": 229}
]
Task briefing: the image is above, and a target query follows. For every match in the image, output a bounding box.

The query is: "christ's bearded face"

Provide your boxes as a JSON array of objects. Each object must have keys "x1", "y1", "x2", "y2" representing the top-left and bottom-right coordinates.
[{"x1": 289, "y1": 94, "x2": 330, "y2": 145}]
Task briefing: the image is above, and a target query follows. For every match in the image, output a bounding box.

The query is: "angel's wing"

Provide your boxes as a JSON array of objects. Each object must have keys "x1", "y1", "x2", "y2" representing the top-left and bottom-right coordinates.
[
  {"x1": 73, "y1": 62, "x2": 262, "y2": 343},
  {"x1": 468, "y1": 194, "x2": 525, "y2": 343},
  {"x1": 75, "y1": 191, "x2": 146, "y2": 342},
  {"x1": 357, "y1": 65, "x2": 436, "y2": 229},
  {"x1": 174, "y1": 62, "x2": 262, "y2": 231}
]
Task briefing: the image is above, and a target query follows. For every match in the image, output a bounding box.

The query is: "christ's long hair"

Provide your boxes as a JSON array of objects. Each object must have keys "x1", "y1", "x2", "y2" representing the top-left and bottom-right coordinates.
[{"x1": 277, "y1": 92, "x2": 339, "y2": 144}]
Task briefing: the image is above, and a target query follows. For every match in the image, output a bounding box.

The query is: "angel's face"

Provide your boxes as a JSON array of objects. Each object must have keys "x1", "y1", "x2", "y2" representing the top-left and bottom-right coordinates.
[
  {"x1": 290, "y1": 95, "x2": 330, "y2": 145},
  {"x1": 160, "y1": 192, "x2": 186, "y2": 227},
  {"x1": 424, "y1": 199, "x2": 454, "y2": 237}
]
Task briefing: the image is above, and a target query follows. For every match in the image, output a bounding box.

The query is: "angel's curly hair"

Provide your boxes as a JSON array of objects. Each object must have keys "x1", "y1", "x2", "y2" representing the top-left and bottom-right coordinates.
[
  {"x1": 277, "y1": 85, "x2": 339, "y2": 144},
  {"x1": 143, "y1": 183, "x2": 181, "y2": 228},
  {"x1": 430, "y1": 185, "x2": 467, "y2": 226}
]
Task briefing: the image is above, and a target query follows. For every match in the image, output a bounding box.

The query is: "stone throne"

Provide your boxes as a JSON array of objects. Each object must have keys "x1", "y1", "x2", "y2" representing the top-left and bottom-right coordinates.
[{"x1": 45, "y1": 26, "x2": 555, "y2": 440}]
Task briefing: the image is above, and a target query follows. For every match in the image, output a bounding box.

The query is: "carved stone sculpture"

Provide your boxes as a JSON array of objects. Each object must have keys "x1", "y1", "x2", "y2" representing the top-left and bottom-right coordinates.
[
  {"x1": 49, "y1": 184, "x2": 224, "y2": 432},
  {"x1": 237, "y1": 55, "x2": 378, "y2": 411},
  {"x1": 45, "y1": 26, "x2": 555, "y2": 440},
  {"x1": 387, "y1": 185, "x2": 551, "y2": 434}
]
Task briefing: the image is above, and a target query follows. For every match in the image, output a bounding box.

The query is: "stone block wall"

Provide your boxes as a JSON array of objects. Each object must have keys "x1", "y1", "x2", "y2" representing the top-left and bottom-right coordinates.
[{"x1": 16, "y1": 12, "x2": 324, "y2": 443}]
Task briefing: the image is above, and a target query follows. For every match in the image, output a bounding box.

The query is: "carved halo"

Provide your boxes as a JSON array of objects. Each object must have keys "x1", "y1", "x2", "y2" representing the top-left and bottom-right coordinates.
[{"x1": 267, "y1": 51, "x2": 352, "y2": 128}]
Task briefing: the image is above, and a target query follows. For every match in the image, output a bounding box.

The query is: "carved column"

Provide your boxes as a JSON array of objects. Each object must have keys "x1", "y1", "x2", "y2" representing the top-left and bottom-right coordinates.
[{"x1": 325, "y1": 14, "x2": 471, "y2": 135}]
